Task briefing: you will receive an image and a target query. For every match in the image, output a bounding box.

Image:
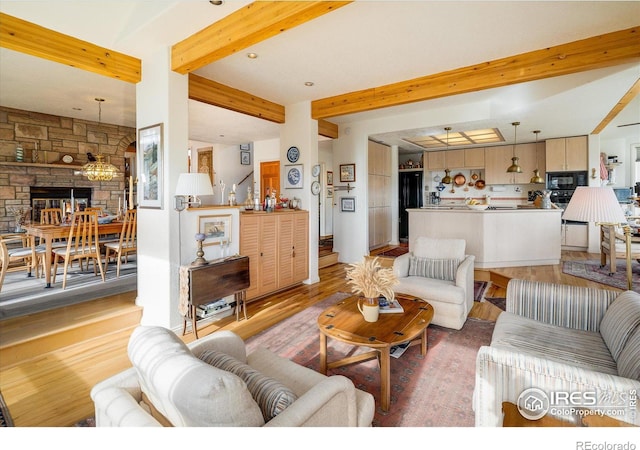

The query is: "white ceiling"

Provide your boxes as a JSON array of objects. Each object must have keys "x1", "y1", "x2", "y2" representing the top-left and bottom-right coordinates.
[{"x1": 0, "y1": 1, "x2": 639, "y2": 154}]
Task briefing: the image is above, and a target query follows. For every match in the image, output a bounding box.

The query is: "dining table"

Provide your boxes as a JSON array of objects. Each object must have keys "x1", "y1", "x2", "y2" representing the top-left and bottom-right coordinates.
[{"x1": 25, "y1": 221, "x2": 124, "y2": 288}]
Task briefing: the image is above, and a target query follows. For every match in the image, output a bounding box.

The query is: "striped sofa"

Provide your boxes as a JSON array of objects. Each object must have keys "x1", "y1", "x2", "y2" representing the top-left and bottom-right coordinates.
[{"x1": 475, "y1": 279, "x2": 640, "y2": 426}]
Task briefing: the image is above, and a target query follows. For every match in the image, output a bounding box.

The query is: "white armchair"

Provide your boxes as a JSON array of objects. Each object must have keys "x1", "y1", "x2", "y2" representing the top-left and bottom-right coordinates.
[
  {"x1": 392, "y1": 237, "x2": 475, "y2": 330},
  {"x1": 91, "y1": 326, "x2": 375, "y2": 427}
]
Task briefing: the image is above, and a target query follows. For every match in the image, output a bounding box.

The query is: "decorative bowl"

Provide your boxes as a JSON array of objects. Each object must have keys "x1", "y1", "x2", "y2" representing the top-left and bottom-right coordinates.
[{"x1": 466, "y1": 204, "x2": 489, "y2": 211}]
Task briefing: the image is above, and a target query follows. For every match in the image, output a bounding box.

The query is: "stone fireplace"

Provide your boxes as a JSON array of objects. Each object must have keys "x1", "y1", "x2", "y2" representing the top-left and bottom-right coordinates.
[{"x1": 30, "y1": 187, "x2": 93, "y2": 223}]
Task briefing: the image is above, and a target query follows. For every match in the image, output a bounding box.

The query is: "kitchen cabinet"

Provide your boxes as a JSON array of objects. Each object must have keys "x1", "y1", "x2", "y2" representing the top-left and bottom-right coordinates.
[
  {"x1": 545, "y1": 136, "x2": 588, "y2": 171},
  {"x1": 240, "y1": 210, "x2": 308, "y2": 301},
  {"x1": 562, "y1": 223, "x2": 588, "y2": 249},
  {"x1": 484, "y1": 143, "x2": 544, "y2": 185},
  {"x1": 426, "y1": 149, "x2": 464, "y2": 170},
  {"x1": 464, "y1": 148, "x2": 485, "y2": 168}
]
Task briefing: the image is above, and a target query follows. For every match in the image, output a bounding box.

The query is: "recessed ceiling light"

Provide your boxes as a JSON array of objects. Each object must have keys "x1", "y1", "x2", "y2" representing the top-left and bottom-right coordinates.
[
  {"x1": 304, "y1": 82, "x2": 314, "y2": 87},
  {"x1": 209, "y1": 1, "x2": 224, "y2": 5},
  {"x1": 247, "y1": 53, "x2": 258, "y2": 59}
]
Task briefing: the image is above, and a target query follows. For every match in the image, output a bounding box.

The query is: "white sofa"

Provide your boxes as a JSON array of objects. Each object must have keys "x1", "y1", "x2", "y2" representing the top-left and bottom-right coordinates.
[
  {"x1": 475, "y1": 279, "x2": 640, "y2": 426},
  {"x1": 392, "y1": 236, "x2": 475, "y2": 330},
  {"x1": 91, "y1": 326, "x2": 375, "y2": 427}
]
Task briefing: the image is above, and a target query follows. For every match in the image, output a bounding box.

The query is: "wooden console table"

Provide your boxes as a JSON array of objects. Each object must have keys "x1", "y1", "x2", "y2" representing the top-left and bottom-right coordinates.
[{"x1": 180, "y1": 255, "x2": 250, "y2": 338}]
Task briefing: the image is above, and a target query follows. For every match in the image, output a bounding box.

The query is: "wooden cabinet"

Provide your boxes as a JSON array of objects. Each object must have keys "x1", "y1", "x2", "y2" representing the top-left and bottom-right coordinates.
[
  {"x1": 427, "y1": 148, "x2": 484, "y2": 170},
  {"x1": 562, "y1": 223, "x2": 588, "y2": 249},
  {"x1": 485, "y1": 143, "x2": 546, "y2": 184},
  {"x1": 545, "y1": 136, "x2": 587, "y2": 171},
  {"x1": 484, "y1": 145, "x2": 514, "y2": 185},
  {"x1": 240, "y1": 210, "x2": 309, "y2": 301},
  {"x1": 464, "y1": 148, "x2": 485, "y2": 168}
]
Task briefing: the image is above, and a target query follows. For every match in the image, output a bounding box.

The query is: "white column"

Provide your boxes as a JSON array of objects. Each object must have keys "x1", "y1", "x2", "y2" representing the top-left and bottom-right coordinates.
[{"x1": 135, "y1": 47, "x2": 189, "y2": 328}]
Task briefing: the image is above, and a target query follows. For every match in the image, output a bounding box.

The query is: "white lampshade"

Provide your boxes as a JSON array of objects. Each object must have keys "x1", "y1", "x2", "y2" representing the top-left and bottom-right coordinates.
[
  {"x1": 175, "y1": 173, "x2": 214, "y2": 197},
  {"x1": 562, "y1": 186, "x2": 626, "y2": 224}
]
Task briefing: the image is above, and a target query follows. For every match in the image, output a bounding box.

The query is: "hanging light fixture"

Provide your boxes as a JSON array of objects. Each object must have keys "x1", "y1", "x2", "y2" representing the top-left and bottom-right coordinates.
[
  {"x1": 506, "y1": 121, "x2": 522, "y2": 173},
  {"x1": 82, "y1": 98, "x2": 119, "y2": 181},
  {"x1": 530, "y1": 130, "x2": 545, "y2": 184},
  {"x1": 441, "y1": 127, "x2": 453, "y2": 184}
]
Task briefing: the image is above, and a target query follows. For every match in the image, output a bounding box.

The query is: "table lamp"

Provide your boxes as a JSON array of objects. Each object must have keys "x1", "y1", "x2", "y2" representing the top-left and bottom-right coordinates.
[
  {"x1": 562, "y1": 186, "x2": 632, "y2": 290},
  {"x1": 174, "y1": 173, "x2": 214, "y2": 211}
]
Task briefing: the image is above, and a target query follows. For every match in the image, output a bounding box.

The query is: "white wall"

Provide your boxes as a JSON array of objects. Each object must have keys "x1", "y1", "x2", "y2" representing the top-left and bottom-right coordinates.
[{"x1": 319, "y1": 140, "x2": 333, "y2": 238}]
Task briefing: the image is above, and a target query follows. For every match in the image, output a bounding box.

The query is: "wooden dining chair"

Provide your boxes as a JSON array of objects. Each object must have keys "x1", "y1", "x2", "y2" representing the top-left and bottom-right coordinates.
[
  {"x1": 0, "y1": 234, "x2": 38, "y2": 290},
  {"x1": 85, "y1": 207, "x2": 103, "y2": 216},
  {"x1": 51, "y1": 211, "x2": 105, "y2": 289},
  {"x1": 40, "y1": 208, "x2": 63, "y2": 226},
  {"x1": 103, "y1": 209, "x2": 137, "y2": 277}
]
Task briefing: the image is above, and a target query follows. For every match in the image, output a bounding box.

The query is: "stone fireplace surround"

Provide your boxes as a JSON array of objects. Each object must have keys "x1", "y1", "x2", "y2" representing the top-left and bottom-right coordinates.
[{"x1": 0, "y1": 106, "x2": 135, "y2": 232}]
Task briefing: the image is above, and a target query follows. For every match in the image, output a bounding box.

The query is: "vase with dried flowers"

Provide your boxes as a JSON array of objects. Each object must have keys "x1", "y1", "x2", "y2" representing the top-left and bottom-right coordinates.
[
  {"x1": 7, "y1": 206, "x2": 31, "y2": 232},
  {"x1": 345, "y1": 256, "x2": 398, "y2": 322}
]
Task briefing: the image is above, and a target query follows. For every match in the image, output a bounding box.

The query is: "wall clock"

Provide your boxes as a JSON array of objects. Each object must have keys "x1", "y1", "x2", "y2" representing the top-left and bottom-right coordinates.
[
  {"x1": 311, "y1": 181, "x2": 321, "y2": 195},
  {"x1": 287, "y1": 146, "x2": 300, "y2": 163}
]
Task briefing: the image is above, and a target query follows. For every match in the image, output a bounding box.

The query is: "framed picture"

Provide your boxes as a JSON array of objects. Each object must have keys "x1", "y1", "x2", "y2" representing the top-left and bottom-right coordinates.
[
  {"x1": 285, "y1": 164, "x2": 303, "y2": 189},
  {"x1": 198, "y1": 214, "x2": 232, "y2": 247},
  {"x1": 327, "y1": 171, "x2": 333, "y2": 186},
  {"x1": 197, "y1": 147, "x2": 214, "y2": 185},
  {"x1": 327, "y1": 187, "x2": 333, "y2": 198},
  {"x1": 340, "y1": 163, "x2": 356, "y2": 183},
  {"x1": 138, "y1": 123, "x2": 163, "y2": 209},
  {"x1": 341, "y1": 196, "x2": 356, "y2": 212},
  {"x1": 240, "y1": 150, "x2": 251, "y2": 165}
]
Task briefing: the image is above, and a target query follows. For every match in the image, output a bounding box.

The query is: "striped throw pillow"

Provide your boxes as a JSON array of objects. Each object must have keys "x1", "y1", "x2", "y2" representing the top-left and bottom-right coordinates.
[
  {"x1": 199, "y1": 349, "x2": 297, "y2": 422},
  {"x1": 599, "y1": 291, "x2": 640, "y2": 360},
  {"x1": 408, "y1": 256, "x2": 460, "y2": 281}
]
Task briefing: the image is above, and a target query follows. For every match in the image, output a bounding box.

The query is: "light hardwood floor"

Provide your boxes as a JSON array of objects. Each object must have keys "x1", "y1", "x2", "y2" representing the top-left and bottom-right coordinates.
[{"x1": 0, "y1": 250, "x2": 620, "y2": 426}]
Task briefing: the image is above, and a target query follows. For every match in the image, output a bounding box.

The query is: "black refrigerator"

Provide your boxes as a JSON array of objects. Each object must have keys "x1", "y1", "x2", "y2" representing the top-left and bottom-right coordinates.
[{"x1": 399, "y1": 171, "x2": 423, "y2": 241}]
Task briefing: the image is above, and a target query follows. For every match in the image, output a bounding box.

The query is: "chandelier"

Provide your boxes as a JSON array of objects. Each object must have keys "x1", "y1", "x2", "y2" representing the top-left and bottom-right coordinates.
[{"x1": 82, "y1": 98, "x2": 119, "y2": 181}]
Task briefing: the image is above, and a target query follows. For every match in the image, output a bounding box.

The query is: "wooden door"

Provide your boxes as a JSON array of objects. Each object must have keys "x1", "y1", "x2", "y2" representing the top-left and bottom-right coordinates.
[{"x1": 260, "y1": 161, "x2": 280, "y2": 199}]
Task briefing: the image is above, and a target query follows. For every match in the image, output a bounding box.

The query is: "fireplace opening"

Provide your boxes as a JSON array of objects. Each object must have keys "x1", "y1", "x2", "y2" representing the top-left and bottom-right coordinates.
[{"x1": 30, "y1": 187, "x2": 92, "y2": 223}]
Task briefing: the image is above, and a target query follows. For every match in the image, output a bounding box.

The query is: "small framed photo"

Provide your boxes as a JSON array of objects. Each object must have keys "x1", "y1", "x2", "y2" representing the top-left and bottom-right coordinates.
[
  {"x1": 340, "y1": 164, "x2": 356, "y2": 183},
  {"x1": 198, "y1": 214, "x2": 232, "y2": 246},
  {"x1": 341, "y1": 197, "x2": 356, "y2": 212},
  {"x1": 326, "y1": 187, "x2": 333, "y2": 198},
  {"x1": 327, "y1": 171, "x2": 333, "y2": 186},
  {"x1": 285, "y1": 164, "x2": 303, "y2": 189},
  {"x1": 240, "y1": 150, "x2": 251, "y2": 165}
]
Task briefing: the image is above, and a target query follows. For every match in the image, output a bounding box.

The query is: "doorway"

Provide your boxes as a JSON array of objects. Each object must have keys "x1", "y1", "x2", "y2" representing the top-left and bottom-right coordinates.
[{"x1": 260, "y1": 161, "x2": 280, "y2": 200}]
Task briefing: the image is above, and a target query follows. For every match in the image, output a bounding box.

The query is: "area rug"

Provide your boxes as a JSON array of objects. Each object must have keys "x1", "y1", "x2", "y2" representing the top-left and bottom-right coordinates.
[
  {"x1": 484, "y1": 297, "x2": 506, "y2": 311},
  {"x1": 562, "y1": 260, "x2": 640, "y2": 293},
  {"x1": 245, "y1": 292, "x2": 495, "y2": 427},
  {"x1": 473, "y1": 281, "x2": 489, "y2": 302}
]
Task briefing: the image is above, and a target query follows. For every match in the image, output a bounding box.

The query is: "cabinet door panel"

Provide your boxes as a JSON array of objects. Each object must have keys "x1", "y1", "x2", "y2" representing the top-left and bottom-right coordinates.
[
  {"x1": 485, "y1": 146, "x2": 513, "y2": 184},
  {"x1": 464, "y1": 148, "x2": 484, "y2": 168},
  {"x1": 545, "y1": 138, "x2": 566, "y2": 171},
  {"x1": 427, "y1": 151, "x2": 446, "y2": 171},
  {"x1": 259, "y1": 215, "x2": 278, "y2": 295},
  {"x1": 565, "y1": 136, "x2": 587, "y2": 170},
  {"x1": 240, "y1": 215, "x2": 260, "y2": 300},
  {"x1": 514, "y1": 143, "x2": 537, "y2": 184},
  {"x1": 446, "y1": 149, "x2": 465, "y2": 169},
  {"x1": 277, "y1": 215, "x2": 295, "y2": 288},
  {"x1": 293, "y1": 213, "x2": 309, "y2": 282}
]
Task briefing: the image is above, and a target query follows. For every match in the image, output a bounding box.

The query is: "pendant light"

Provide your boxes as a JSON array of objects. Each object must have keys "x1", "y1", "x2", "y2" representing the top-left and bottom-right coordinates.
[
  {"x1": 506, "y1": 121, "x2": 522, "y2": 173},
  {"x1": 82, "y1": 98, "x2": 119, "y2": 181},
  {"x1": 441, "y1": 127, "x2": 452, "y2": 184},
  {"x1": 529, "y1": 130, "x2": 545, "y2": 184}
]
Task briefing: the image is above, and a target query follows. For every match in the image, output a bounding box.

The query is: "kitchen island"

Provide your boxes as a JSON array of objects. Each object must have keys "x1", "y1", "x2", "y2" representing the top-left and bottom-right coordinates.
[{"x1": 407, "y1": 206, "x2": 563, "y2": 268}]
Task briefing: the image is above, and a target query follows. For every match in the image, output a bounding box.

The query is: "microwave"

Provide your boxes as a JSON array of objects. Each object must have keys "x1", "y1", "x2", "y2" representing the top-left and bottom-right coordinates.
[{"x1": 546, "y1": 171, "x2": 588, "y2": 191}]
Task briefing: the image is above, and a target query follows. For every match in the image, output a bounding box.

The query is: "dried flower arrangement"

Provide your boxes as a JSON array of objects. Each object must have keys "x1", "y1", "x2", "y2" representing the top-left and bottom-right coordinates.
[
  {"x1": 7, "y1": 206, "x2": 31, "y2": 228},
  {"x1": 345, "y1": 256, "x2": 398, "y2": 301}
]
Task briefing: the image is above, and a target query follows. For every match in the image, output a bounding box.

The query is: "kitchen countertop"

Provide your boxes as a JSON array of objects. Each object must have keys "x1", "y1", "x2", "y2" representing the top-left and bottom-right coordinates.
[{"x1": 415, "y1": 205, "x2": 563, "y2": 211}]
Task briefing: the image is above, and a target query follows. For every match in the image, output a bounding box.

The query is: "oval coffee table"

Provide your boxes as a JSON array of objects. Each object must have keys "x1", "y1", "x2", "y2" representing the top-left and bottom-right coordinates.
[{"x1": 317, "y1": 293, "x2": 434, "y2": 411}]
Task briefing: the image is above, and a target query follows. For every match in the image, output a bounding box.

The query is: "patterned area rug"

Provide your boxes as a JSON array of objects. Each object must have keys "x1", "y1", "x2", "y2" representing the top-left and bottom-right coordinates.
[
  {"x1": 474, "y1": 281, "x2": 489, "y2": 301},
  {"x1": 245, "y1": 292, "x2": 495, "y2": 427},
  {"x1": 562, "y1": 260, "x2": 640, "y2": 293},
  {"x1": 484, "y1": 297, "x2": 506, "y2": 311},
  {"x1": 377, "y1": 246, "x2": 409, "y2": 257}
]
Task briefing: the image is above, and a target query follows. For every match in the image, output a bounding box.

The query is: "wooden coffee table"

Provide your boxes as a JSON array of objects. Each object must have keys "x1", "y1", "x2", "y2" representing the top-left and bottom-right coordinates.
[{"x1": 317, "y1": 293, "x2": 434, "y2": 411}]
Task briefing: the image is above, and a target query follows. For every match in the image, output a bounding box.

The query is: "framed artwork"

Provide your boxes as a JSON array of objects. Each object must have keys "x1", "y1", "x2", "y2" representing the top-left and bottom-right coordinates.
[
  {"x1": 341, "y1": 196, "x2": 356, "y2": 212},
  {"x1": 197, "y1": 147, "x2": 214, "y2": 185},
  {"x1": 327, "y1": 171, "x2": 333, "y2": 186},
  {"x1": 240, "y1": 150, "x2": 251, "y2": 165},
  {"x1": 327, "y1": 187, "x2": 333, "y2": 198},
  {"x1": 340, "y1": 163, "x2": 356, "y2": 182},
  {"x1": 198, "y1": 214, "x2": 232, "y2": 247},
  {"x1": 138, "y1": 123, "x2": 163, "y2": 209},
  {"x1": 285, "y1": 164, "x2": 303, "y2": 189}
]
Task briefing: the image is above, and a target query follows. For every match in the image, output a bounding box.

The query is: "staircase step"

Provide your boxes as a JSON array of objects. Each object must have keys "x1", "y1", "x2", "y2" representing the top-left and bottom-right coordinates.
[{"x1": 319, "y1": 251, "x2": 339, "y2": 268}]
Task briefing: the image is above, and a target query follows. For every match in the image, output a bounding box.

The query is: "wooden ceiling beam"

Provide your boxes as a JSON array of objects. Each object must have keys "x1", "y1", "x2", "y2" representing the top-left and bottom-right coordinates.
[
  {"x1": 189, "y1": 73, "x2": 286, "y2": 124},
  {"x1": 312, "y1": 26, "x2": 640, "y2": 120},
  {"x1": 318, "y1": 119, "x2": 339, "y2": 139},
  {"x1": 592, "y1": 77, "x2": 640, "y2": 134},
  {"x1": 172, "y1": 1, "x2": 352, "y2": 74},
  {"x1": 0, "y1": 12, "x2": 141, "y2": 83}
]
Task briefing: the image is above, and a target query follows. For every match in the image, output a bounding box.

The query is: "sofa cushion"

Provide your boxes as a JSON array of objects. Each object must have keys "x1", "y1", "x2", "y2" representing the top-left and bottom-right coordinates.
[
  {"x1": 599, "y1": 291, "x2": 640, "y2": 360},
  {"x1": 408, "y1": 256, "x2": 459, "y2": 281},
  {"x1": 128, "y1": 326, "x2": 264, "y2": 427},
  {"x1": 394, "y1": 276, "x2": 465, "y2": 305},
  {"x1": 491, "y1": 312, "x2": 618, "y2": 375},
  {"x1": 199, "y1": 349, "x2": 297, "y2": 421},
  {"x1": 616, "y1": 325, "x2": 640, "y2": 381}
]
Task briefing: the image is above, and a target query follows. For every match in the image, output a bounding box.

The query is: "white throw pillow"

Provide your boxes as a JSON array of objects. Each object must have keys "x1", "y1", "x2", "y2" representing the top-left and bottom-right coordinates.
[{"x1": 128, "y1": 326, "x2": 264, "y2": 427}]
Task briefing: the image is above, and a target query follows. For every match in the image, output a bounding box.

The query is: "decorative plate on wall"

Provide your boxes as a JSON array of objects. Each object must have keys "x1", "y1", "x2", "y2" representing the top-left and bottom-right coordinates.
[{"x1": 287, "y1": 146, "x2": 300, "y2": 163}]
